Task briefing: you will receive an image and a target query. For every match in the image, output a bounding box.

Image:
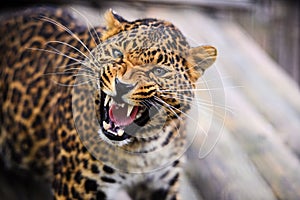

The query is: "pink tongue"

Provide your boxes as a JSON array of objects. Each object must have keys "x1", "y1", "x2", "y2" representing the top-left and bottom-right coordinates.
[{"x1": 109, "y1": 104, "x2": 139, "y2": 126}]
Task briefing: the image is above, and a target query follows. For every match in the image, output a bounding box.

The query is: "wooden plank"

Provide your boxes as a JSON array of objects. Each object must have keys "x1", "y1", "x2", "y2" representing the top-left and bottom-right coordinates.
[
  {"x1": 216, "y1": 22, "x2": 300, "y2": 157},
  {"x1": 233, "y1": 1, "x2": 300, "y2": 86},
  {"x1": 180, "y1": 173, "x2": 204, "y2": 200},
  {"x1": 185, "y1": 123, "x2": 276, "y2": 200},
  {"x1": 224, "y1": 86, "x2": 300, "y2": 200},
  {"x1": 218, "y1": 21, "x2": 300, "y2": 115}
]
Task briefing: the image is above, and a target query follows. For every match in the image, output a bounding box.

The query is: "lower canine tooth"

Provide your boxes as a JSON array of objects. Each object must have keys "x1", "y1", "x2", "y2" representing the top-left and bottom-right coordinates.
[
  {"x1": 117, "y1": 129, "x2": 124, "y2": 136},
  {"x1": 103, "y1": 121, "x2": 111, "y2": 130},
  {"x1": 136, "y1": 113, "x2": 142, "y2": 119}
]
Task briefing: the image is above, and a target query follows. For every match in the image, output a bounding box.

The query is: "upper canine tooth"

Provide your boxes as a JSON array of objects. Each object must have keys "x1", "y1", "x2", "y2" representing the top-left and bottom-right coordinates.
[
  {"x1": 104, "y1": 95, "x2": 110, "y2": 106},
  {"x1": 127, "y1": 105, "x2": 134, "y2": 117},
  {"x1": 109, "y1": 98, "x2": 114, "y2": 107}
]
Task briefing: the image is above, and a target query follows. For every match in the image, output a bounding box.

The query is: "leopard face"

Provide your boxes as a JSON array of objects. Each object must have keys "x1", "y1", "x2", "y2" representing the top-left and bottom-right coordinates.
[{"x1": 82, "y1": 10, "x2": 217, "y2": 147}]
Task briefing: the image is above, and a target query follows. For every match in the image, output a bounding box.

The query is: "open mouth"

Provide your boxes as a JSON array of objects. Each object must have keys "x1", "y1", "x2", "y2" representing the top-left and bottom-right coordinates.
[{"x1": 99, "y1": 91, "x2": 154, "y2": 141}]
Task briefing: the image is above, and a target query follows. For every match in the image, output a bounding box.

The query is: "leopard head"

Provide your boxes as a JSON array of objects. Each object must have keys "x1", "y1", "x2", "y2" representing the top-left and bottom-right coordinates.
[{"x1": 87, "y1": 10, "x2": 217, "y2": 147}]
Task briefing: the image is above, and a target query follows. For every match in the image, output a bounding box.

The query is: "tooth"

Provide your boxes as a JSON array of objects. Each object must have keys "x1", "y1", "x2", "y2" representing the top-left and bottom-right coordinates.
[
  {"x1": 108, "y1": 130, "x2": 117, "y2": 135},
  {"x1": 117, "y1": 129, "x2": 124, "y2": 136},
  {"x1": 127, "y1": 105, "x2": 134, "y2": 117},
  {"x1": 136, "y1": 113, "x2": 141, "y2": 119},
  {"x1": 104, "y1": 95, "x2": 110, "y2": 107},
  {"x1": 103, "y1": 121, "x2": 111, "y2": 130},
  {"x1": 109, "y1": 98, "x2": 114, "y2": 107}
]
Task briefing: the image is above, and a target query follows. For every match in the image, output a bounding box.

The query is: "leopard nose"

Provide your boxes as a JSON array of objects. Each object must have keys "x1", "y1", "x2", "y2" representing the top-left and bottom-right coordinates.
[{"x1": 114, "y1": 78, "x2": 135, "y2": 103}]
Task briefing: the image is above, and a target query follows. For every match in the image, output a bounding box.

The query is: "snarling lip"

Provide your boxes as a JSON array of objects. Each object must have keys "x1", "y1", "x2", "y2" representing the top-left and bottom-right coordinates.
[{"x1": 99, "y1": 91, "x2": 154, "y2": 141}]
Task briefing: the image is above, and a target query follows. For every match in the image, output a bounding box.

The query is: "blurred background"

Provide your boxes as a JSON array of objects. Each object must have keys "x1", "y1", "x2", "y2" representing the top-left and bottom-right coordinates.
[{"x1": 0, "y1": 0, "x2": 299, "y2": 199}]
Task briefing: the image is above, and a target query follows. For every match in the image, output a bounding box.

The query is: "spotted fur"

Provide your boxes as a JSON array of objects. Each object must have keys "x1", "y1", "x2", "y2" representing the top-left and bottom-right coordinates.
[{"x1": 0, "y1": 7, "x2": 217, "y2": 199}]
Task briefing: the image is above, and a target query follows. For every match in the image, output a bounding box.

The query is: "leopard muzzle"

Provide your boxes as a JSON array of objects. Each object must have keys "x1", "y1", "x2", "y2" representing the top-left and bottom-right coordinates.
[{"x1": 99, "y1": 79, "x2": 158, "y2": 142}]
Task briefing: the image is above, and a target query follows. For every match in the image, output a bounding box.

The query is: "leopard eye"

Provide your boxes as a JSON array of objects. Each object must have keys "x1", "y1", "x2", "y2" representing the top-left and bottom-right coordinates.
[
  {"x1": 153, "y1": 67, "x2": 167, "y2": 77},
  {"x1": 112, "y1": 49, "x2": 123, "y2": 58}
]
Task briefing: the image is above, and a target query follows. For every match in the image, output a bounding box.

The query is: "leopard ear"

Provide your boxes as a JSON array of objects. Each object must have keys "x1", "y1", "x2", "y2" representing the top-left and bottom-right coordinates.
[
  {"x1": 102, "y1": 9, "x2": 129, "y2": 41},
  {"x1": 188, "y1": 45, "x2": 217, "y2": 74}
]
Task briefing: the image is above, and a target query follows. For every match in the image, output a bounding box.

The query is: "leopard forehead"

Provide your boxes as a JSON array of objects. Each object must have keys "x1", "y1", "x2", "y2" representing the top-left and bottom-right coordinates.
[{"x1": 92, "y1": 20, "x2": 190, "y2": 62}]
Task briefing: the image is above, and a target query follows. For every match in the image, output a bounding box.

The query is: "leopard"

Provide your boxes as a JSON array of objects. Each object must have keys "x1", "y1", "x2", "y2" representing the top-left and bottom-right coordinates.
[{"x1": 0, "y1": 7, "x2": 217, "y2": 200}]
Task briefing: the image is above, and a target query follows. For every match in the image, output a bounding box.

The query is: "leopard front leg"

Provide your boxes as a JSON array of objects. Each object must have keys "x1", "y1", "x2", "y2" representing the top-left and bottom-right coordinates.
[
  {"x1": 52, "y1": 174, "x2": 108, "y2": 200},
  {"x1": 51, "y1": 130, "x2": 111, "y2": 200},
  {"x1": 51, "y1": 154, "x2": 108, "y2": 200},
  {"x1": 52, "y1": 163, "x2": 136, "y2": 200}
]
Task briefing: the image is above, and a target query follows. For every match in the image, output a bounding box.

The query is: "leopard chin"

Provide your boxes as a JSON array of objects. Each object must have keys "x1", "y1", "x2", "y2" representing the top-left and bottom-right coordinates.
[{"x1": 98, "y1": 91, "x2": 158, "y2": 145}]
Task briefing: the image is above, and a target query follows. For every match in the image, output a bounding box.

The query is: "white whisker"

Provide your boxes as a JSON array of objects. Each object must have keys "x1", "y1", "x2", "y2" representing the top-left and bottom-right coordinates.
[
  {"x1": 50, "y1": 79, "x2": 94, "y2": 87},
  {"x1": 70, "y1": 7, "x2": 102, "y2": 47},
  {"x1": 159, "y1": 93, "x2": 235, "y2": 114},
  {"x1": 153, "y1": 96, "x2": 207, "y2": 128},
  {"x1": 63, "y1": 67, "x2": 93, "y2": 73},
  {"x1": 46, "y1": 40, "x2": 89, "y2": 60},
  {"x1": 153, "y1": 96, "x2": 183, "y2": 121},
  {"x1": 160, "y1": 88, "x2": 222, "y2": 92},
  {"x1": 55, "y1": 61, "x2": 83, "y2": 69},
  {"x1": 43, "y1": 72, "x2": 98, "y2": 80},
  {"x1": 39, "y1": 16, "x2": 95, "y2": 60},
  {"x1": 27, "y1": 47, "x2": 85, "y2": 64},
  {"x1": 197, "y1": 75, "x2": 233, "y2": 84}
]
